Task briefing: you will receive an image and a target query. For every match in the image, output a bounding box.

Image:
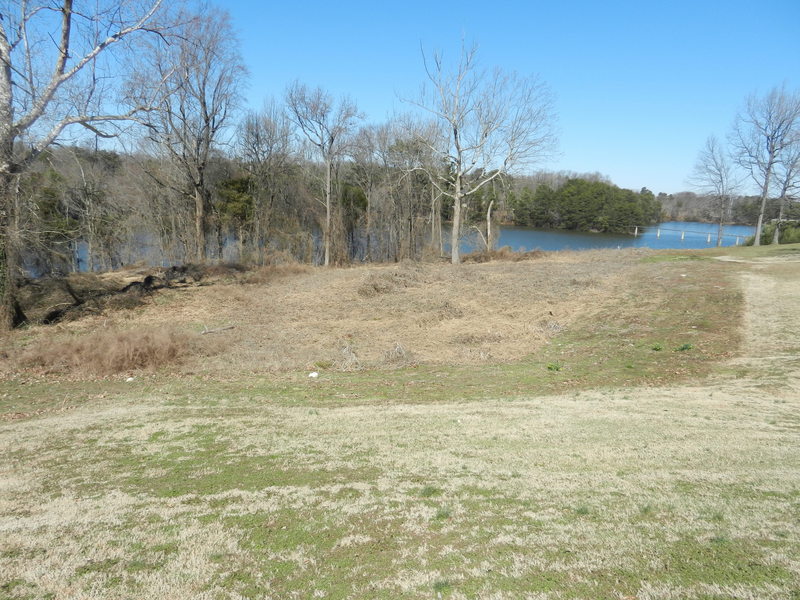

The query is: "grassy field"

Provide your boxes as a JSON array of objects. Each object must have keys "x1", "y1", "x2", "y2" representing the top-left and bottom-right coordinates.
[{"x1": 1, "y1": 246, "x2": 799, "y2": 599}]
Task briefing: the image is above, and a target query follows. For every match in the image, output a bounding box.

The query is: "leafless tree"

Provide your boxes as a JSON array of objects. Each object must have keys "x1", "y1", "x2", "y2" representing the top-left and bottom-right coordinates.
[
  {"x1": 0, "y1": 0, "x2": 177, "y2": 328},
  {"x1": 408, "y1": 43, "x2": 556, "y2": 263},
  {"x1": 771, "y1": 137, "x2": 800, "y2": 243},
  {"x1": 237, "y1": 101, "x2": 294, "y2": 263},
  {"x1": 285, "y1": 82, "x2": 362, "y2": 266},
  {"x1": 730, "y1": 85, "x2": 800, "y2": 245},
  {"x1": 132, "y1": 6, "x2": 245, "y2": 262},
  {"x1": 689, "y1": 135, "x2": 740, "y2": 246},
  {"x1": 350, "y1": 123, "x2": 404, "y2": 260}
]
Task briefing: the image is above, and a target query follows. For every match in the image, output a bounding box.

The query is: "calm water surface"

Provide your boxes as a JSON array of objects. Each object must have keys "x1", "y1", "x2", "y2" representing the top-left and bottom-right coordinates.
[{"x1": 477, "y1": 222, "x2": 756, "y2": 252}]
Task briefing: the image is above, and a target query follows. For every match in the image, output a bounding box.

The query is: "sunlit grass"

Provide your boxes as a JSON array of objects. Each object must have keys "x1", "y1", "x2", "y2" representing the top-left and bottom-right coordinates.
[{"x1": 1, "y1": 250, "x2": 798, "y2": 599}]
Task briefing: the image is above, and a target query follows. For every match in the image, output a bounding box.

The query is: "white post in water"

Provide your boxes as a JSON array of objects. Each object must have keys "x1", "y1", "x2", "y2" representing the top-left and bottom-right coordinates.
[
  {"x1": 681, "y1": 231, "x2": 685, "y2": 241},
  {"x1": 634, "y1": 226, "x2": 639, "y2": 237},
  {"x1": 656, "y1": 228, "x2": 661, "y2": 238},
  {"x1": 707, "y1": 233, "x2": 711, "y2": 243},
  {"x1": 736, "y1": 236, "x2": 740, "y2": 245}
]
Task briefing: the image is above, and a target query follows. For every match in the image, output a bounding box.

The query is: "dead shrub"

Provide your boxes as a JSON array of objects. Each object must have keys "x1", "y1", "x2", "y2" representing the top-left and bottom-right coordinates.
[
  {"x1": 357, "y1": 267, "x2": 424, "y2": 297},
  {"x1": 199, "y1": 262, "x2": 250, "y2": 279},
  {"x1": 335, "y1": 340, "x2": 361, "y2": 371},
  {"x1": 263, "y1": 250, "x2": 304, "y2": 266},
  {"x1": 451, "y1": 331, "x2": 504, "y2": 345},
  {"x1": 20, "y1": 327, "x2": 200, "y2": 375},
  {"x1": 462, "y1": 247, "x2": 548, "y2": 263},
  {"x1": 357, "y1": 273, "x2": 396, "y2": 297},
  {"x1": 244, "y1": 263, "x2": 311, "y2": 285},
  {"x1": 416, "y1": 299, "x2": 464, "y2": 326},
  {"x1": 101, "y1": 293, "x2": 147, "y2": 312},
  {"x1": 383, "y1": 341, "x2": 414, "y2": 366}
]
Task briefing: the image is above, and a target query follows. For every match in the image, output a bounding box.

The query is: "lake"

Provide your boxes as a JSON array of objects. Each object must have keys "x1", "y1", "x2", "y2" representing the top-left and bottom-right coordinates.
[{"x1": 459, "y1": 221, "x2": 756, "y2": 253}]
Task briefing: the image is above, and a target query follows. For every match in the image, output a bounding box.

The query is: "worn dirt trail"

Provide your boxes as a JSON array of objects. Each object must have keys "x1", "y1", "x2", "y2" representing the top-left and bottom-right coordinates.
[
  {"x1": 719, "y1": 257, "x2": 800, "y2": 391},
  {"x1": 618, "y1": 255, "x2": 800, "y2": 408}
]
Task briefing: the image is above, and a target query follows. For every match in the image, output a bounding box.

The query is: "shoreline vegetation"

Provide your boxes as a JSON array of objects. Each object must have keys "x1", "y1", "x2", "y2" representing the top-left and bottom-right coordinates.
[{"x1": 14, "y1": 145, "x2": 794, "y2": 284}]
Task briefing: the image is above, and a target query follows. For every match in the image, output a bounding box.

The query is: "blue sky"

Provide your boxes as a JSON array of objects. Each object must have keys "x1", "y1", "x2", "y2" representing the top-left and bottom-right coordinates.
[{"x1": 224, "y1": 0, "x2": 799, "y2": 195}]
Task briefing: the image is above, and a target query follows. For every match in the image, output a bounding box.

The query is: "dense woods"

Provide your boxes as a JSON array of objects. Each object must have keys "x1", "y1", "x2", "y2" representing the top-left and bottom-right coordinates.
[{"x1": 506, "y1": 179, "x2": 661, "y2": 233}]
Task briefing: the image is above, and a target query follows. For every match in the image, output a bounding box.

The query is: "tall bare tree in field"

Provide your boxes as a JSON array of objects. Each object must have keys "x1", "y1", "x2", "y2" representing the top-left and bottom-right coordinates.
[
  {"x1": 133, "y1": 6, "x2": 245, "y2": 262},
  {"x1": 410, "y1": 44, "x2": 556, "y2": 264},
  {"x1": 285, "y1": 82, "x2": 361, "y2": 267},
  {"x1": 730, "y1": 86, "x2": 800, "y2": 245},
  {"x1": 689, "y1": 135, "x2": 740, "y2": 246},
  {"x1": 0, "y1": 0, "x2": 175, "y2": 329}
]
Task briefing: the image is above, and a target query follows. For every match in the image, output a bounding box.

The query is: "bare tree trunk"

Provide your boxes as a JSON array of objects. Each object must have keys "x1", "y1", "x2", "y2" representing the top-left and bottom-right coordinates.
[
  {"x1": 430, "y1": 186, "x2": 436, "y2": 248},
  {"x1": 0, "y1": 45, "x2": 21, "y2": 328},
  {"x1": 364, "y1": 189, "x2": 372, "y2": 262},
  {"x1": 754, "y1": 174, "x2": 771, "y2": 246},
  {"x1": 194, "y1": 187, "x2": 206, "y2": 261},
  {"x1": 437, "y1": 199, "x2": 443, "y2": 256},
  {"x1": 486, "y1": 199, "x2": 495, "y2": 251},
  {"x1": 451, "y1": 177, "x2": 462, "y2": 264},
  {"x1": 772, "y1": 196, "x2": 785, "y2": 244},
  {"x1": 324, "y1": 159, "x2": 332, "y2": 267},
  {"x1": 0, "y1": 172, "x2": 27, "y2": 328}
]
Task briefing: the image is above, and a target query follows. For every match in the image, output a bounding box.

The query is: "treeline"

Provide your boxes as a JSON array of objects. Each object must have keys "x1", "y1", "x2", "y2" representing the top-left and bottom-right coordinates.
[
  {"x1": 17, "y1": 140, "x2": 439, "y2": 275},
  {"x1": 657, "y1": 191, "x2": 799, "y2": 225},
  {"x1": 506, "y1": 179, "x2": 662, "y2": 233}
]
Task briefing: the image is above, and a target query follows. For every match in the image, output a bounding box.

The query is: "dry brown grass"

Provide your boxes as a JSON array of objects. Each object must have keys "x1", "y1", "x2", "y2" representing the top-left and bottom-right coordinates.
[
  {"x1": 241, "y1": 263, "x2": 311, "y2": 285},
  {"x1": 176, "y1": 249, "x2": 643, "y2": 374},
  {"x1": 461, "y1": 245, "x2": 548, "y2": 263},
  {"x1": 19, "y1": 327, "x2": 200, "y2": 375},
  {"x1": 4, "y1": 249, "x2": 651, "y2": 377}
]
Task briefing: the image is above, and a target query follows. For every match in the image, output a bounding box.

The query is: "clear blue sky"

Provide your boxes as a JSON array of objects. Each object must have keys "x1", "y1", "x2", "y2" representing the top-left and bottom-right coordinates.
[{"x1": 224, "y1": 0, "x2": 799, "y2": 195}]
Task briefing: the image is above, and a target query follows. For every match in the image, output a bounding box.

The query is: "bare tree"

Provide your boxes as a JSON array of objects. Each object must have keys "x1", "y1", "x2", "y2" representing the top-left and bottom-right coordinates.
[
  {"x1": 730, "y1": 85, "x2": 800, "y2": 245},
  {"x1": 408, "y1": 43, "x2": 556, "y2": 263},
  {"x1": 237, "y1": 101, "x2": 294, "y2": 262},
  {"x1": 132, "y1": 6, "x2": 245, "y2": 262},
  {"x1": 0, "y1": 0, "x2": 177, "y2": 328},
  {"x1": 689, "y1": 135, "x2": 740, "y2": 246},
  {"x1": 285, "y1": 82, "x2": 361, "y2": 266},
  {"x1": 350, "y1": 123, "x2": 402, "y2": 260},
  {"x1": 771, "y1": 138, "x2": 800, "y2": 243}
]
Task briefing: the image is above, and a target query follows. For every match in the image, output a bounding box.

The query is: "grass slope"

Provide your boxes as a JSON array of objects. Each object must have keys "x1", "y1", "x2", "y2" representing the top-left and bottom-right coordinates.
[{"x1": 1, "y1": 245, "x2": 799, "y2": 599}]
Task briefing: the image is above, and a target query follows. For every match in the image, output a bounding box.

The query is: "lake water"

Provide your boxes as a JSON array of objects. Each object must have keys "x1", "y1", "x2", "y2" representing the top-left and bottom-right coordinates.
[{"x1": 462, "y1": 221, "x2": 756, "y2": 253}]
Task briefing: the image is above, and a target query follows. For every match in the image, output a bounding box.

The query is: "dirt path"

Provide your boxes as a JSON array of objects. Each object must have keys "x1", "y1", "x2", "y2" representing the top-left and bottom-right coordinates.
[
  {"x1": 619, "y1": 257, "x2": 800, "y2": 407},
  {"x1": 723, "y1": 259, "x2": 800, "y2": 391}
]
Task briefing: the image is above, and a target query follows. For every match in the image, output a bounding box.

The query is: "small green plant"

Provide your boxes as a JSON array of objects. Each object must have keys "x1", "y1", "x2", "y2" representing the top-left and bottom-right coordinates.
[
  {"x1": 675, "y1": 343, "x2": 694, "y2": 352},
  {"x1": 546, "y1": 362, "x2": 562, "y2": 372},
  {"x1": 573, "y1": 505, "x2": 590, "y2": 516},
  {"x1": 434, "y1": 507, "x2": 452, "y2": 520},
  {"x1": 710, "y1": 534, "x2": 729, "y2": 544},
  {"x1": 433, "y1": 579, "x2": 452, "y2": 593},
  {"x1": 418, "y1": 485, "x2": 441, "y2": 498},
  {"x1": 651, "y1": 343, "x2": 663, "y2": 351},
  {"x1": 314, "y1": 360, "x2": 333, "y2": 370}
]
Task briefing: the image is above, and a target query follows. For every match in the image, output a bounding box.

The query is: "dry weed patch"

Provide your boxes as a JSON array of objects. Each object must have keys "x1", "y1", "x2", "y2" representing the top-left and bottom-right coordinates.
[
  {"x1": 20, "y1": 327, "x2": 200, "y2": 375},
  {"x1": 156, "y1": 251, "x2": 644, "y2": 375}
]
